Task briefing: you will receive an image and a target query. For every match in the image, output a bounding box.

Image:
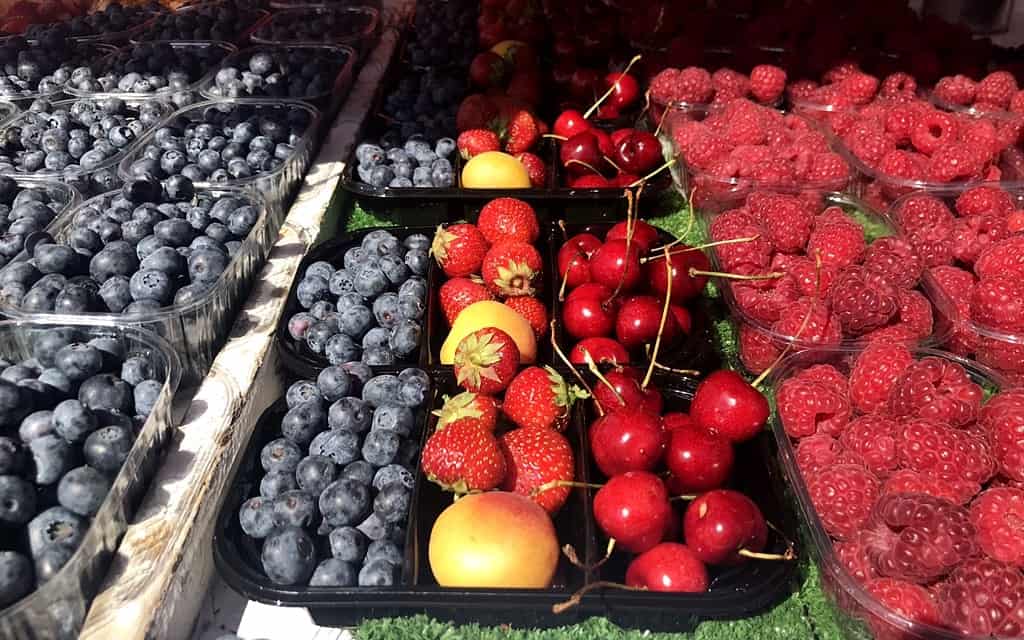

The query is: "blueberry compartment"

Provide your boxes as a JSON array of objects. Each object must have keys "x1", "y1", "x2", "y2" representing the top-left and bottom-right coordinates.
[
  {"x1": 24, "y1": 4, "x2": 164, "y2": 45},
  {"x1": 250, "y1": 6, "x2": 380, "y2": 56},
  {"x1": 276, "y1": 227, "x2": 436, "y2": 380},
  {"x1": 0, "y1": 320, "x2": 180, "y2": 640},
  {"x1": 132, "y1": 2, "x2": 271, "y2": 46},
  {"x1": 0, "y1": 176, "x2": 81, "y2": 268},
  {"x1": 0, "y1": 41, "x2": 118, "y2": 109}
]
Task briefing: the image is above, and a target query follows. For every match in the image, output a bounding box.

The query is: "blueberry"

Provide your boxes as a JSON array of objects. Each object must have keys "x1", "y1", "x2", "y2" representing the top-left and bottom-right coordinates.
[
  {"x1": 398, "y1": 277, "x2": 427, "y2": 301},
  {"x1": 398, "y1": 369, "x2": 430, "y2": 407},
  {"x1": 295, "y1": 455, "x2": 336, "y2": 496},
  {"x1": 309, "y1": 558, "x2": 357, "y2": 587},
  {"x1": 153, "y1": 218, "x2": 194, "y2": 247},
  {"x1": 403, "y1": 248, "x2": 428, "y2": 276},
  {"x1": 0, "y1": 380, "x2": 30, "y2": 427},
  {"x1": 272, "y1": 489, "x2": 316, "y2": 528},
  {"x1": 28, "y1": 506, "x2": 84, "y2": 557},
  {"x1": 372, "y1": 293, "x2": 400, "y2": 328},
  {"x1": 358, "y1": 560, "x2": 397, "y2": 586},
  {"x1": 335, "y1": 292, "x2": 365, "y2": 312},
  {"x1": 57, "y1": 466, "x2": 110, "y2": 517},
  {"x1": 29, "y1": 435, "x2": 73, "y2": 485},
  {"x1": 343, "y1": 247, "x2": 367, "y2": 271},
  {"x1": 365, "y1": 539, "x2": 404, "y2": 567},
  {"x1": 227, "y1": 206, "x2": 259, "y2": 236},
  {"x1": 363, "y1": 231, "x2": 401, "y2": 257},
  {"x1": 261, "y1": 527, "x2": 316, "y2": 586},
  {"x1": 361, "y1": 430, "x2": 400, "y2": 467},
  {"x1": 340, "y1": 362, "x2": 372, "y2": 387},
  {"x1": 34, "y1": 244, "x2": 80, "y2": 275},
  {"x1": 90, "y1": 247, "x2": 139, "y2": 283},
  {"x1": 324, "y1": 333, "x2": 360, "y2": 366},
  {"x1": 356, "y1": 511, "x2": 393, "y2": 542},
  {"x1": 79, "y1": 374, "x2": 133, "y2": 413},
  {"x1": 133, "y1": 379, "x2": 161, "y2": 416},
  {"x1": 296, "y1": 275, "x2": 330, "y2": 309},
  {"x1": 373, "y1": 464, "x2": 416, "y2": 492},
  {"x1": 308, "y1": 429, "x2": 360, "y2": 466},
  {"x1": 304, "y1": 321, "x2": 336, "y2": 355},
  {"x1": 238, "y1": 496, "x2": 275, "y2": 539},
  {"x1": 356, "y1": 144, "x2": 385, "y2": 167},
  {"x1": 435, "y1": 138, "x2": 455, "y2": 158},
  {"x1": 18, "y1": 410, "x2": 54, "y2": 442},
  {"x1": 397, "y1": 294, "x2": 425, "y2": 322},
  {"x1": 82, "y1": 425, "x2": 132, "y2": 473},
  {"x1": 316, "y1": 367, "x2": 352, "y2": 402},
  {"x1": 327, "y1": 397, "x2": 371, "y2": 433},
  {"x1": 53, "y1": 399, "x2": 97, "y2": 443},
  {"x1": 260, "y1": 437, "x2": 301, "y2": 473},
  {"x1": 38, "y1": 369, "x2": 73, "y2": 396},
  {"x1": 371, "y1": 405, "x2": 414, "y2": 437},
  {"x1": 319, "y1": 478, "x2": 370, "y2": 527},
  {"x1": 392, "y1": 161, "x2": 413, "y2": 180},
  {"x1": 54, "y1": 343, "x2": 103, "y2": 382},
  {"x1": 3, "y1": 364, "x2": 36, "y2": 384},
  {"x1": 362, "y1": 327, "x2": 391, "y2": 351},
  {"x1": 99, "y1": 275, "x2": 133, "y2": 312},
  {"x1": 140, "y1": 246, "x2": 186, "y2": 276},
  {"x1": 0, "y1": 475, "x2": 36, "y2": 525},
  {"x1": 403, "y1": 234, "x2": 428, "y2": 252},
  {"x1": 34, "y1": 544, "x2": 74, "y2": 584},
  {"x1": 285, "y1": 380, "x2": 322, "y2": 408},
  {"x1": 260, "y1": 470, "x2": 298, "y2": 498},
  {"x1": 287, "y1": 312, "x2": 316, "y2": 341},
  {"x1": 362, "y1": 375, "x2": 400, "y2": 408},
  {"x1": 328, "y1": 269, "x2": 354, "y2": 296},
  {"x1": 187, "y1": 248, "x2": 229, "y2": 285},
  {"x1": 0, "y1": 552, "x2": 32, "y2": 608},
  {"x1": 339, "y1": 305, "x2": 373, "y2": 338},
  {"x1": 329, "y1": 526, "x2": 368, "y2": 565},
  {"x1": 389, "y1": 321, "x2": 422, "y2": 358},
  {"x1": 0, "y1": 437, "x2": 24, "y2": 475},
  {"x1": 339, "y1": 459, "x2": 374, "y2": 486},
  {"x1": 281, "y1": 402, "x2": 326, "y2": 447}
]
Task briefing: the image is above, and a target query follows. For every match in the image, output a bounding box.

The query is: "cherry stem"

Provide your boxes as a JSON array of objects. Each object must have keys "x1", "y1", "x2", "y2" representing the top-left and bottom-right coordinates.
[
  {"x1": 644, "y1": 236, "x2": 762, "y2": 263},
  {"x1": 530, "y1": 479, "x2": 603, "y2": 497},
  {"x1": 670, "y1": 494, "x2": 697, "y2": 502},
  {"x1": 738, "y1": 547, "x2": 797, "y2": 562},
  {"x1": 689, "y1": 268, "x2": 783, "y2": 281},
  {"x1": 764, "y1": 518, "x2": 799, "y2": 560},
  {"x1": 565, "y1": 158, "x2": 604, "y2": 176},
  {"x1": 681, "y1": 186, "x2": 697, "y2": 243},
  {"x1": 558, "y1": 261, "x2": 571, "y2": 302},
  {"x1": 544, "y1": 133, "x2": 568, "y2": 141},
  {"x1": 653, "y1": 361, "x2": 700, "y2": 376},
  {"x1": 639, "y1": 88, "x2": 651, "y2": 122},
  {"x1": 557, "y1": 219, "x2": 569, "y2": 242},
  {"x1": 603, "y1": 154, "x2": 623, "y2": 174},
  {"x1": 583, "y1": 54, "x2": 642, "y2": 120},
  {"x1": 562, "y1": 539, "x2": 615, "y2": 572},
  {"x1": 652, "y1": 92, "x2": 671, "y2": 138},
  {"x1": 642, "y1": 244, "x2": 673, "y2": 389},
  {"x1": 584, "y1": 351, "x2": 625, "y2": 406},
  {"x1": 550, "y1": 322, "x2": 601, "y2": 416},
  {"x1": 552, "y1": 580, "x2": 644, "y2": 615},
  {"x1": 628, "y1": 158, "x2": 676, "y2": 188}
]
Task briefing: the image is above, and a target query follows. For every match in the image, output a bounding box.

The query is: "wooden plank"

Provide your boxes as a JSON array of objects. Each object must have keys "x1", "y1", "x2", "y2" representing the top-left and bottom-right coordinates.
[{"x1": 79, "y1": 6, "x2": 412, "y2": 637}]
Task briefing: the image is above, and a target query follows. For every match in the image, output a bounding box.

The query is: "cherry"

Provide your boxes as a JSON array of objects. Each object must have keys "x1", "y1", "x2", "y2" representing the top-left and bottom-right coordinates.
[
  {"x1": 593, "y1": 368, "x2": 662, "y2": 415},
  {"x1": 610, "y1": 128, "x2": 633, "y2": 147},
  {"x1": 567, "y1": 232, "x2": 603, "y2": 256},
  {"x1": 571, "y1": 174, "x2": 613, "y2": 188},
  {"x1": 560, "y1": 130, "x2": 604, "y2": 177},
  {"x1": 589, "y1": 409, "x2": 664, "y2": 476},
  {"x1": 566, "y1": 282, "x2": 613, "y2": 304},
  {"x1": 605, "y1": 71, "x2": 640, "y2": 109},
  {"x1": 662, "y1": 412, "x2": 694, "y2": 431},
  {"x1": 615, "y1": 294, "x2": 679, "y2": 349},
  {"x1": 593, "y1": 471, "x2": 671, "y2": 553},
  {"x1": 557, "y1": 235, "x2": 600, "y2": 290},
  {"x1": 683, "y1": 490, "x2": 768, "y2": 566},
  {"x1": 646, "y1": 249, "x2": 711, "y2": 304},
  {"x1": 670, "y1": 305, "x2": 692, "y2": 334},
  {"x1": 589, "y1": 239, "x2": 642, "y2": 292},
  {"x1": 625, "y1": 543, "x2": 709, "y2": 593},
  {"x1": 592, "y1": 128, "x2": 615, "y2": 159},
  {"x1": 554, "y1": 109, "x2": 591, "y2": 139},
  {"x1": 563, "y1": 289, "x2": 616, "y2": 339},
  {"x1": 615, "y1": 173, "x2": 640, "y2": 187},
  {"x1": 606, "y1": 220, "x2": 660, "y2": 254},
  {"x1": 569, "y1": 67, "x2": 600, "y2": 100},
  {"x1": 664, "y1": 425, "x2": 734, "y2": 493},
  {"x1": 690, "y1": 370, "x2": 769, "y2": 443},
  {"x1": 569, "y1": 337, "x2": 629, "y2": 366},
  {"x1": 613, "y1": 130, "x2": 662, "y2": 175}
]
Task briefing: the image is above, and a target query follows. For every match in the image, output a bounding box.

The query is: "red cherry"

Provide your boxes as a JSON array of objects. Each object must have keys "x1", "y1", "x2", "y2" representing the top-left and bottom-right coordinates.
[
  {"x1": 568, "y1": 337, "x2": 629, "y2": 366},
  {"x1": 553, "y1": 109, "x2": 591, "y2": 139},
  {"x1": 606, "y1": 220, "x2": 660, "y2": 253},
  {"x1": 589, "y1": 239, "x2": 642, "y2": 292},
  {"x1": 566, "y1": 282, "x2": 612, "y2": 304},
  {"x1": 610, "y1": 128, "x2": 633, "y2": 147},
  {"x1": 614, "y1": 173, "x2": 640, "y2": 186},
  {"x1": 662, "y1": 412, "x2": 693, "y2": 431},
  {"x1": 591, "y1": 128, "x2": 615, "y2": 159},
  {"x1": 569, "y1": 67, "x2": 600, "y2": 100},
  {"x1": 570, "y1": 174, "x2": 613, "y2": 188},
  {"x1": 557, "y1": 234, "x2": 600, "y2": 289},
  {"x1": 670, "y1": 305, "x2": 692, "y2": 334},
  {"x1": 605, "y1": 71, "x2": 640, "y2": 109},
  {"x1": 593, "y1": 471, "x2": 671, "y2": 553},
  {"x1": 560, "y1": 131, "x2": 604, "y2": 177},
  {"x1": 593, "y1": 368, "x2": 662, "y2": 415},
  {"x1": 562, "y1": 291, "x2": 616, "y2": 339},
  {"x1": 690, "y1": 370, "x2": 769, "y2": 443},
  {"x1": 683, "y1": 490, "x2": 768, "y2": 566},
  {"x1": 590, "y1": 410, "x2": 665, "y2": 476},
  {"x1": 614, "y1": 294, "x2": 679, "y2": 349},
  {"x1": 595, "y1": 103, "x2": 621, "y2": 121},
  {"x1": 645, "y1": 249, "x2": 710, "y2": 304},
  {"x1": 625, "y1": 543, "x2": 709, "y2": 593},
  {"x1": 664, "y1": 426, "x2": 734, "y2": 493},
  {"x1": 613, "y1": 130, "x2": 662, "y2": 175},
  {"x1": 567, "y1": 232, "x2": 603, "y2": 256}
]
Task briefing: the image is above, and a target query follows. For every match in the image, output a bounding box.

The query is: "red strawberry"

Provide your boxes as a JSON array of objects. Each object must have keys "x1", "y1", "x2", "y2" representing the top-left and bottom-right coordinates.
[
  {"x1": 503, "y1": 366, "x2": 584, "y2": 432},
  {"x1": 499, "y1": 427, "x2": 575, "y2": 514},
  {"x1": 453, "y1": 327, "x2": 520, "y2": 394},
  {"x1": 805, "y1": 464, "x2": 880, "y2": 540},
  {"x1": 881, "y1": 469, "x2": 979, "y2": 505},
  {"x1": 476, "y1": 197, "x2": 539, "y2": 245},
  {"x1": 431, "y1": 223, "x2": 489, "y2": 277},
  {"x1": 969, "y1": 487, "x2": 1024, "y2": 566},
  {"x1": 505, "y1": 110, "x2": 539, "y2": 155},
  {"x1": 897, "y1": 418, "x2": 997, "y2": 485},
  {"x1": 863, "y1": 578, "x2": 941, "y2": 632},
  {"x1": 439, "y1": 277, "x2": 493, "y2": 325},
  {"x1": 888, "y1": 356, "x2": 983, "y2": 427},
  {"x1": 457, "y1": 129, "x2": 501, "y2": 160},
  {"x1": 503, "y1": 296, "x2": 548, "y2": 338},
  {"x1": 433, "y1": 391, "x2": 499, "y2": 433},
  {"x1": 481, "y1": 241, "x2": 542, "y2": 297},
  {"x1": 421, "y1": 421, "x2": 506, "y2": 492},
  {"x1": 935, "y1": 558, "x2": 1024, "y2": 637},
  {"x1": 515, "y1": 151, "x2": 546, "y2": 187},
  {"x1": 839, "y1": 414, "x2": 899, "y2": 477},
  {"x1": 848, "y1": 341, "x2": 914, "y2": 414}
]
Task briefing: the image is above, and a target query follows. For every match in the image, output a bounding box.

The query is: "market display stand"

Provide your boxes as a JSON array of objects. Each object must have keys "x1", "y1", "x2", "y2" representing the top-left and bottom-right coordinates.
[{"x1": 78, "y1": 4, "x2": 412, "y2": 638}]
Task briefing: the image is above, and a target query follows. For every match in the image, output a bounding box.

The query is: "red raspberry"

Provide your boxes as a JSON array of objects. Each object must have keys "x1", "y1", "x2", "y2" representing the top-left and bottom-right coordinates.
[
  {"x1": 796, "y1": 433, "x2": 844, "y2": 474},
  {"x1": 649, "y1": 68, "x2": 681, "y2": 105},
  {"x1": 862, "y1": 324, "x2": 921, "y2": 346},
  {"x1": 778, "y1": 376, "x2": 851, "y2": 438},
  {"x1": 792, "y1": 131, "x2": 831, "y2": 153},
  {"x1": 974, "y1": 236, "x2": 1024, "y2": 282},
  {"x1": 738, "y1": 322, "x2": 780, "y2": 374},
  {"x1": 982, "y1": 390, "x2": 1024, "y2": 482},
  {"x1": 935, "y1": 558, "x2": 1024, "y2": 637},
  {"x1": 846, "y1": 128, "x2": 894, "y2": 167},
  {"x1": 928, "y1": 265, "x2": 978, "y2": 356},
  {"x1": 933, "y1": 74, "x2": 977, "y2": 106},
  {"x1": 828, "y1": 266, "x2": 900, "y2": 336},
  {"x1": 994, "y1": 113, "x2": 1024, "y2": 151},
  {"x1": 862, "y1": 492, "x2": 978, "y2": 583},
  {"x1": 708, "y1": 209, "x2": 772, "y2": 270},
  {"x1": 960, "y1": 118, "x2": 1001, "y2": 158},
  {"x1": 864, "y1": 578, "x2": 941, "y2": 633},
  {"x1": 977, "y1": 71, "x2": 1019, "y2": 109},
  {"x1": 824, "y1": 62, "x2": 861, "y2": 84},
  {"x1": 836, "y1": 535, "x2": 879, "y2": 583},
  {"x1": 895, "y1": 195, "x2": 956, "y2": 266},
  {"x1": 674, "y1": 66, "x2": 714, "y2": 104},
  {"x1": 882, "y1": 103, "x2": 919, "y2": 145},
  {"x1": 952, "y1": 214, "x2": 1009, "y2": 265},
  {"x1": 877, "y1": 149, "x2": 924, "y2": 182},
  {"x1": 839, "y1": 72, "x2": 879, "y2": 105},
  {"x1": 839, "y1": 414, "x2": 900, "y2": 476},
  {"x1": 797, "y1": 364, "x2": 849, "y2": 397},
  {"x1": 928, "y1": 142, "x2": 983, "y2": 182},
  {"x1": 909, "y1": 110, "x2": 959, "y2": 156},
  {"x1": 807, "y1": 214, "x2": 866, "y2": 270},
  {"x1": 731, "y1": 274, "x2": 800, "y2": 324},
  {"x1": 1009, "y1": 209, "x2": 1024, "y2": 233},
  {"x1": 772, "y1": 297, "x2": 843, "y2": 348},
  {"x1": 806, "y1": 152, "x2": 851, "y2": 184},
  {"x1": 772, "y1": 254, "x2": 836, "y2": 298},
  {"x1": 711, "y1": 68, "x2": 750, "y2": 102},
  {"x1": 728, "y1": 144, "x2": 773, "y2": 168},
  {"x1": 849, "y1": 341, "x2": 914, "y2": 414},
  {"x1": 681, "y1": 130, "x2": 733, "y2": 171},
  {"x1": 879, "y1": 72, "x2": 917, "y2": 99},
  {"x1": 747, "y1": 158, "x2": 796, "y2": 184},
  {"x1": 788, "y1": 79, "x2": 818, "y2": 102},
  {"x1": 893, "y1": 289, "x2": 933, "y2": 339},
  {"x1": 929, "y1": 264, "x2": 974, "y2": 305},
  {"x1": 969, "y1": 487, "x2": 1024, "y2": 566},
  {"x1": 888, "y1": 356, "x2": 982, "y2": 427},
  {"x1": 862, "y1": 237, "x2": 922, "y2": 290},
  {"x1": 955, "y1": 185, "x2": 1015, "y2": 218},
  {"x1": 748, "y1": 65, "x2": 786, "y2": 104},
  {"x1": 976, "y1": 338, "x2": 1024, "y2": 380},
  {"x1": 898, "y1": 417, "x2": 997, "y2": 485},
  {"x1": 1012, "y1": 90, "x2": 1024, "y2": 114},
  {"x1": 747, "y1": 193, "x2": 812, "y2": 253},
  {"x1": 806, "y1": 463, "x2": 880, "y2": 540},
  {"x1": 971, "y1": 275, "x2": 1024, "y2": 332},
  {"x1": 882, "y1": 469, "x2": 980, "y2": 505}
]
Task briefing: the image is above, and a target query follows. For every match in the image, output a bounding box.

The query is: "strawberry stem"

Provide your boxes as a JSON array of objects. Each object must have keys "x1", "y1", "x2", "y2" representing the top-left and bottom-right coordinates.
[
  {"x1": 550, "y1": 320, "x2": 601, "y2": 416},
  {"x1": 642, "y1": 244, "x2": 673, "y2": 389},
  {"x1": 583, "y1": 54, "x2": 642, "y2": 120}
]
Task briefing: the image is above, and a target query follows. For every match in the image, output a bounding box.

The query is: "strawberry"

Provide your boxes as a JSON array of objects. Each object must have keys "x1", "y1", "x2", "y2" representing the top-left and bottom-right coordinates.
[
  {"x1": 481, "y1": 241, "x2": 542, "y2": 297},
  {"x1": 433, "y1": 391, "x2": 499, "y2": 433},
  {"x1": 515, "y1": 151, "x2": 546, "y2": 187},
  {"x1": 505, "y1": 110, "x2": 539, "y2": 154},
  {"x1": 499, "y1": 427, "x2": 575, "y2": 514},
  {"x1": 503, "y1": 295, "x2": 548, "y2": 338},
  {"x1": 453, "y1": 327, "x2": 520, "y2": 394},
  {"x1": 503, "y1": 366, "x2": 585, "y2": 432},
  {"x1": 439, "y1": 277, "x2": 493, "y2": 325},
  {"x1": 431, "y1": 223, "x2": 489, "y2": 278},
  {"x1": 421, "y1": 421, "x2": 506, "y2": 493},
  {"x1": 477, "y1": 197, "x2": 540, "y2": 244},
  {"x1": 457, "y1": 129, "x2": 501, "y2": 160}
]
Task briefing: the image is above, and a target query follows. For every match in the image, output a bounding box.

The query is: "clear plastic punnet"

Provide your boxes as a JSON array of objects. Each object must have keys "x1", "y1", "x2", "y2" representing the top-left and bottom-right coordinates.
[
  {"x1": 250, "y1": 6, "x2": 379, "y2": 49},
  {"x1": 0, "y1": 41, "x2": 118, "y2": 109}
]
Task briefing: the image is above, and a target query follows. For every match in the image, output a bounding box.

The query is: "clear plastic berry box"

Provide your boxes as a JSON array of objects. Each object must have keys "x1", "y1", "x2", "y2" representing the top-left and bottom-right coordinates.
[
  {"x1": 131, "y1": 3, "x2": 271, "y2": 46},
  {"x1": 0, "y1": 320, "x2": 180, "y2": 640},
  {"x1": 0, "y1": 185, "x2": 280, "y2": 385},
  {"x1": 116, "y1": 98, "x2": 320, "y2": 215},
  {"x1": 767, "y1": 347, "x2": 1007, "y2": 640},
  {"x1": 198, "y1": 43, "x2": 356, "y2": 119},
  {"x1": 250, "y1": 6, "x2": 380, "y2": 54},
  {"x1": 35, "y1": 8, "x2": 164, "y2": 45},
  {"x1": 0, "y1": 41, "x2": 118, "y2": 110},
  {"x1": 700, "y1": 189, "x2": 958, "y2": 351},
  {"x1": 0, "y1": 177, "x2": 82, "y2": 266}
]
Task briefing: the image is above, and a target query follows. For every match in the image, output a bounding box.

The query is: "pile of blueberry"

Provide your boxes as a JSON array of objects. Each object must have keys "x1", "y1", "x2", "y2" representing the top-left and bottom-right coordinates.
[
  {"x1": 0, "y1": 176, "x2": 262, "y2": 314},
  {"x1": 123, "y1": 102, "x2": 313, "y2": 185},
  {"x1": 405, "y1": 0, "x2": 476, "y2": 69},
  {"x1": 0, "y1": 177, "x2": 69, "y2": 269},
  {"x1": 0, "y1": 37, "x2": 102, "y2": 99},
  {"x1": 24, "y1": 2, "x2": 163, "y2": 40},
  {"x1": 67, "y1": 42, "x2": 228, "y2": 101},
  {"x1": 0, "y1": 326, "x2": 165, "y2": 608},
  {"x1": 251, "y1": 7, "x2": 375, "y2": 44},
  {"x1": 380, "y1": 69, "x2": 463, "y2": 140},
  {"x1": 205, "y1": 46, "x2": 348, "y2": 100},
  {"x1": 239, "y1": 368, "x2": 427, "y2": 587},
  {"x1": 286, "y1": 230, "x2": 428, "y2": 367},
  {"x1": 355, "y1": 137, "x2": 455, "y2": 188},
  {"x1": 139, "y1": 0, "x2": 265, "y2": 42}
]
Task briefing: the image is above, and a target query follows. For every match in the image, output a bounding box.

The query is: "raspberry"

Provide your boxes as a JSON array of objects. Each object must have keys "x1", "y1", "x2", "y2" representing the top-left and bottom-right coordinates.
[
  {"x1": 955, "y1": 185, "x2": 1015, "y2": 218},
  {"x1": 952, "y1": 214, "x2": 1009, "y2": 265},
  {"x1": 836, "y1": 535, "x2": 879, "y2": 583},
  {"x1": 882, "y1": 469, "x2": 980, "y2": 505},
  {"x1": 828, "y1": 266, "x2": 900, "y2": 336},
  {"x1": 1009, "y1": 209, "x2": 1024, "y2": 233},
  {"x1": 876, "y1": 149, "x2": 924, "y2": 182},
  {"x1": 839, "y1": 414, "x2": 899, "y2": 476},
  {"x1": 773, "y1": 254, "x2": 835, "y2": 298},
  {"x1": 796, "y1": 364, "x2": 849, "y2": 397},
  {"x1": 974, "y1": 236, "x2": 1024, "y2": 281},
  {"x1": 747, "y1": 193, "x2": 812, "y2": 253},
  {"x1": 839, "y1": 72, "x2": 879, "y2": 105},
  {"x1": 732, "y1": 273, "x2": 800, "y2": 324},
  {"x1": 807, "y1": 215, "x2": 866, "y2": 270},
  {"x1": 788, "y1": 79, "x2": 818, "y2": 102},
  {"x1": 862, "y1": 492, "x2": 978, "y2": 583},
  {"x1": 674, "y1": 66, "x2": 714, "y2": 104},
  {"x1": 748, "y1": 65, "x2": 786, "y2": 104},
  {"x1": 650, "y1": 68, "x2": 681, "y2": 105},
  {"x1": 894, "y1": 289, "x2": 933, "y2": 339},
  {"x1": 680, "y1": 129, "x2": 732, "y2": 171},
  {"x1": 929, "y1": 264, "x2": 975, "y2": 305},
  {"x1": 806, "y1": 152, "x2": 851, "y2": 184},
  {"x1": 928, "y1": 265, "x2": 978, "y2": 356},
  {"x1": 806, "y1": 464, "x2": 880, "y2": 540},
  {"x1": 1013, "y1": 90, "x2": 1024, "y2": 114},
  {"x1": 933, "y1": 74, "x2": 977, "y2": 106},
  {"x1": 711, "y1": 68, "x2": 750, "y2": 102},
  {"x1": 728, "y1": 144, "x2": 773, "y2": 168},
  {"x1": 928, "y1": 143, "x2": 983, "y2": 182},
  {"x1": 879, "y1": 72, "x2": 917, "y2": 99},
  {"x1": 772, "y1": 297, "x2": 843, "y2": 347},
  {"x1": 748, "y1": 159, "x2": 796, "y2": 184},
  {"x1": 888, "y1": 357, "x2": 982, "y2": 427},
  {"x1": 824, "y1": 62, "x2": 860, "y2": 84},
  {"x1": 846, "y1": 128, "x2": 894, "y2": 166},
  {"x1": 960, "y1": 118, "x2": 1001, "y2": 158},
  {"x1": 910, "y1": 110, "x2": 959, "y2": 156},
  {"x1": 971, "y1": 276, "x2": 1024, "y2": 332},
  {"x1": 738, "y1": 322, "x2": 780, "y2": 374},
  {"x1": 864, "y1": 578, "x2": 941, "y2": 631},
  {"x1": 897, "y1": 418, "x2": 997, "y2": 485},
  {"x1": 709, "y1": 209, "x2": 772, "y2": 270},
  {"x1": 969, "y1": 488, "x2": 1024, "y2": 566},
  {"x1": 935, "y1": 558, "x2": 1024, "y2": 637},
  {"x1": 849, "y1": 341, "x2": 914, "y2": 414},
  {"x1": 862, "y1": 237, "x2": 922, "y2": 290},
  {"x1": 778, "y1": 376, "x2": 851, "y2": 438},
  {"x1": 796, "y1": 433, "x2": 844, "y2": 474},
  {"x1": 895, "y1": 195, "x2": 956, "y2": 267},
  {"x1": 976, "y1": 71, "x2": 1018, "y2": 109},
  {"x1": 982, "y1": 390, "x2": 1024, "y2": 482}
]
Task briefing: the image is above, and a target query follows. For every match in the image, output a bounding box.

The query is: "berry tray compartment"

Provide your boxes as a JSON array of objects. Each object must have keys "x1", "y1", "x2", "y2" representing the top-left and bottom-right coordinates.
[
  {"x1": 579, "y1": 381, "x2": 800, "y2": 632},
  {"x1": 0, "y1": 41, "x2": 118, "y2": 109},
  {"x1": 34, "y1": 8, "x2": 164, "y2": 45},
  {"x1": 700, "y1": 189, "x2": 958, "y2": 352},
  {"x1": 198, "y1": 43, "x2": 357, "y2": 118},
  {"x1": 213, "y1": 372, "x2": 598, "y2": 628},
  {"x1": 767, "y1": 347, "x2": 1006, "y2": 640},
  {"x1": 547, "y1": 137, "x2": 674, "y2": 202},
  {"x1": 250, "y1": 6, "x2": 380, "y2": 56},
  {"x1": 0, "y1": 176, "x2": 81, "y2": 267},
  {"x1": 131, "y1": 3, "x2": 272, "y2": 46},
  {"x1": 0, "y1": 185, "x2": 280, "y2": 385},
  {"x1": 276, "y1": 227, "x2": 436, "y2": 380},
  {"x1": 116, "y1": 98, "x2": 320, "y2": 214},
  {"x1": 0, "y1": 320, "x2": 180, "y2": 640}
]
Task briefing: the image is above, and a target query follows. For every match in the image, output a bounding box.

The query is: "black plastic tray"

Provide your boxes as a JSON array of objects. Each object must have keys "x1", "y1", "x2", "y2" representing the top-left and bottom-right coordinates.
[{"x1": 276, "y1": 227, "x2": 436, "y2": 380}]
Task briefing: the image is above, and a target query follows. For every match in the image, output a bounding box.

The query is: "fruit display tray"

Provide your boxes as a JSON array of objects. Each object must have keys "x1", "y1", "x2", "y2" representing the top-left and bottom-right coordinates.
[
  {"x1": 0, "y1": 186, "x2": 281, "y2": 386},
  {"x1": 56, "y1": 9, "x2": 163, "y2": 45},
  {"x1": 250, "y1": 6, "x2": 380, "y2": 58},
  {"x1": 276, "y1": 228, "x2": 437, "y2": 380},
  {"x1": 116, "y1": 98, "x2": 321, "y2": 214},
  {"x1": 0, "y1": 320, "x2": 180, "y2": 640},
  {"x1": 131, "y1": 5, "x2": 272, "y2": 47},
  {"x1": 0, "y1": 42, "x2": 118, "y2": 109}
]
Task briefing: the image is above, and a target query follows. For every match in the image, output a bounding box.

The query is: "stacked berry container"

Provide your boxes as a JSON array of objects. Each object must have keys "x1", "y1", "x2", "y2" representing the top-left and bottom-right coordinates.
[
  {"x1": 767, "y1": 346, "x2": 1024, "y2": 640},
  {"x1": 887, "y1": 185, "x2": 1024, "y2": 385},
  {"x1": 928, "y1": 70, "x2": 1024, "y2": 117},
  {"x1": 250, "y1": 6, "x2": 380, "y2": 57},
  {"x1": 0, "y1": 40, "x2": 118, "y2": 109},
  {"x1": 132, "y1": 1, "x2": 271, "y2": 46},
  {"x1": 0, "y1": 177, "x2": 81, "y2": 269}
]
